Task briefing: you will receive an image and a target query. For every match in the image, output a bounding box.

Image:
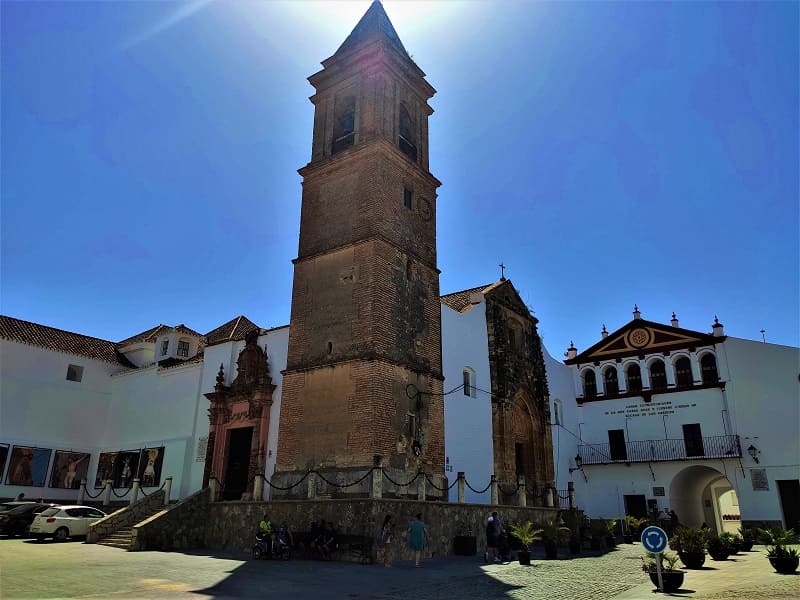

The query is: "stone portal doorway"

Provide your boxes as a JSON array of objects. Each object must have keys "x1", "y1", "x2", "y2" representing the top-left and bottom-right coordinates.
[{"x1": 224, "y1": 427, "x2": 253, "y2": 501}]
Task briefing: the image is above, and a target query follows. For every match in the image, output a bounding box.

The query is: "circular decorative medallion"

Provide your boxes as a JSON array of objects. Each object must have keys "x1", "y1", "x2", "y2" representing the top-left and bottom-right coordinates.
[{"x1": 629, "y1": 328, "x2": 650, "y2": 348}]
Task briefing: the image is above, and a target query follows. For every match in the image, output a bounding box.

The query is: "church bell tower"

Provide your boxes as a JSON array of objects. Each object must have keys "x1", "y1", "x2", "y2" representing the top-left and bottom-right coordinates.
[{"x1": 273, "y1": 1, "x2": 445, "y2": 496}]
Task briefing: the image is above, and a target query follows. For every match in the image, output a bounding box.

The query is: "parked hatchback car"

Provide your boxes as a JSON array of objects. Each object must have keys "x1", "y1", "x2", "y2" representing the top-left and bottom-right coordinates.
[
  {"x1": 0, "y1": 501, "x2": 35, "y2": 513},
  {"x1": 0, "y1": 503, "x2": 58, "y2": 536},
  {"x1": 29, "y1": 505, "x2": 107, "y2": 541}
]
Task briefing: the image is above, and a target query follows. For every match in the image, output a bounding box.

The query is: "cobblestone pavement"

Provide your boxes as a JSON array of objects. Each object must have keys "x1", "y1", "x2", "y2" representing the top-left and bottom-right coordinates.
[{"x1": 1, "y1": 538, "x2": 797, "y2": 600}]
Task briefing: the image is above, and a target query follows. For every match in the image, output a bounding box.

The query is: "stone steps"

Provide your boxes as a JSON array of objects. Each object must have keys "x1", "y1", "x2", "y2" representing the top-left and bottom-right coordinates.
[{"x1": 97, "y1": 506, "x2": 166, "y2": 550}]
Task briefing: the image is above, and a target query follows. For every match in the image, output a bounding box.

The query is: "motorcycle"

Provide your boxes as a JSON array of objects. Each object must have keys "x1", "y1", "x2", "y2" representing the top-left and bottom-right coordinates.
[{"x1": 252, "y1": 532, "x2": 292, "y2": 560}]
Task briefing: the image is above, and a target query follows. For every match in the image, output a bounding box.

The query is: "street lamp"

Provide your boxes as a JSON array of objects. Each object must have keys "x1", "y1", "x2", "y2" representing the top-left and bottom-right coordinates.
[
  {"x1": 747, "y1": 444, "x2": 760, "y2": 464},
  {"x1": 569, "y1": 454, "x2": 587, "y2": 481}
]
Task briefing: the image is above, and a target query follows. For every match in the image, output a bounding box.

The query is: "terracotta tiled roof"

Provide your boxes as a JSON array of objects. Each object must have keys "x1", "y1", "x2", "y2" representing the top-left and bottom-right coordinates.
[
  {"x1": 205, "y1": 316, "x2": 261, "y2": 347},
  {"x1": 118, "y1": 324, "x2": 169, "y2": 346},
  {"x1": 440, "y1": 283, "x2": 495, "y2": 313},
  {"x1": 174, "y1": 324, "x2": 202, "y2": 337},
  {"x1": 0, "y1": 315, "x2": 135, "y2": 367}
]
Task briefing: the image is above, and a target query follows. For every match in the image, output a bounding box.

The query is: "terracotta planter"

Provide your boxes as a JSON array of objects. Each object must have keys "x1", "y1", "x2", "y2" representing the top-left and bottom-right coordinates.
[
  {"x1": 679, "y1": 551, "x2": 706, "y2": 569},
  {"x1": 517, "y1": 549, "x2": 531, "y2": 566},
  {"x1": 769, "y1": 555, "x2": 799, "y2": 574},
  {"x1": 648, "y1": 570, "x2": 685, "y2": 593}
]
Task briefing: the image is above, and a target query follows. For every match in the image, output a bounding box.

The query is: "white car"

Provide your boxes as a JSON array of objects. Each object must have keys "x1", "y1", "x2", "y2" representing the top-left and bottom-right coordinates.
[{"x1": 29, "y1": 505, "x2": 106, "y2": 541}]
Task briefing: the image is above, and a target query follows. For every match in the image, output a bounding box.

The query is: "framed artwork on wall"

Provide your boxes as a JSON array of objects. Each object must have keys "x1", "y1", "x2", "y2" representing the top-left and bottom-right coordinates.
[
  {"x1": 137, "y1": 447, "x2": 165, "y2": 488},
  {"x1": 95, "y1": 452, "x2": 118, "y2": 488},
  {"x1": 0, "y1": 444, "x2": 9, "y2": 482},
  {"x1": 112, "y1": 451, "x2": 142, "y2": 488},
  {"x1": 4, "y1": 446, "x2": 52, "y2": 487},
  {"x1": 50, "y1": 451, "x2": 91, "y2": 489}
]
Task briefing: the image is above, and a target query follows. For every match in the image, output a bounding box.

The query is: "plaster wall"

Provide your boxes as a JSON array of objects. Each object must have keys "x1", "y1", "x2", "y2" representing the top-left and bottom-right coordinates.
[{"x1": 441, "y1": 302, "x2": 493, "y2": 503}]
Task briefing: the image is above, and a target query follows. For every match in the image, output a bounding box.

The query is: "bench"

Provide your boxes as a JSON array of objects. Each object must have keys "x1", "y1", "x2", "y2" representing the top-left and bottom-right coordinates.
[{"x1": 334, "y1": 534, "x2": 375, "y2": 564}]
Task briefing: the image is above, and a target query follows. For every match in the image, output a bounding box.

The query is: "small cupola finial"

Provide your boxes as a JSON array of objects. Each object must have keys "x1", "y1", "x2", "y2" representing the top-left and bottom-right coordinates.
[
  {"x1": 671, "y1": 312, "x2": 679, "y2": 328},
  {"x1": 633, "y1": 304, "x2": 641, "y2": 320},
  {"x1": 601, "y1": 324, "x2": 608, "y2": 339},
  {"x1": 215, "y1": 363, "x2": 226, "y2": 390},
  {"x1": 565, "y1": 340, "x2": 578, "y2": 360},
  {"x1": 712, "y1": 315, "x2": 725, "y2": 337}
]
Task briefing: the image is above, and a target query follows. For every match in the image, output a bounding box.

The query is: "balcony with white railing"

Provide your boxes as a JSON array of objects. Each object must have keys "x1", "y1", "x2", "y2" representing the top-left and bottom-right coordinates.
[{"x1": 578, "y1": 434, "x2": 742, "y2": 465}]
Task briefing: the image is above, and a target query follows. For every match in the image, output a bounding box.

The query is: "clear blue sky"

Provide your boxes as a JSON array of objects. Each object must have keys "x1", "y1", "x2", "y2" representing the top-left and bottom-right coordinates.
[{"x1": 2, "y1": 1, "x2": 798, "y2": 357}]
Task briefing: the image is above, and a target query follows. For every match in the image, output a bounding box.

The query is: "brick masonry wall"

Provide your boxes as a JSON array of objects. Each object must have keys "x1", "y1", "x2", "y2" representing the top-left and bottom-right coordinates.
[{"x1": 86, "y1": 489, "x2": 165, "y2": 543}]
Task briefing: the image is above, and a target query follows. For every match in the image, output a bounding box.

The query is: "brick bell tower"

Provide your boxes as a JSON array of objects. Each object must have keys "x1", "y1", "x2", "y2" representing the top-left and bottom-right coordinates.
[{"x1": 273, "y1": 1, "x2": 445, "y2": 497}]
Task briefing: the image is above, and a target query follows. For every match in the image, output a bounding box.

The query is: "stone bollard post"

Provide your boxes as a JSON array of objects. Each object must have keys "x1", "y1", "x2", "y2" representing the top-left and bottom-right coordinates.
[
  {"x1": 163, "y1": 476, "x2": 173, "y2": 506},
  {"x1": 546, "y1": 487, "x2": 554, "y2": 508},
  {"x1": 103, "y1": 480, "x2": 112, "y2": 506},
  {"x1": 417, "y1": 470, "x2": 427, "y2": 501},
  {"x1": 307, "y1": 471, "x2": 317, "y2": 499},
  {"x1": 371, "y1": 455, "x2": 383, "y2": 499},
  {"x1": 209, "y1": 476, "x2": 219, "y2": 503},
  {"x1": 518, "y1": 476, "x2": 527, "y2": 507},
  {"x1": 78, "y1": 480, "x2": 86, "y2": 504},
  {"x1": 253, "y1": 474, "x2": 264, "y2": 502},
  {"x1": 457, "y1": 472, "x2": 466, "y2": 504},
  {"x1": 568, "y1": 481, "x2": 576, "y2": 510},
  {"x1": 490, "y1": 474, "x2": 498, "y2": 505},
  {"x1": 130, "y1": 478, "x2": 140, "y2": 505}
]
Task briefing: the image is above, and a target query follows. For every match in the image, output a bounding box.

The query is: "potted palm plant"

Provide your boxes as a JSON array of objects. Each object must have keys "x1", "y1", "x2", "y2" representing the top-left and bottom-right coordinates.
[
  {"x1": 719, "y1": 532, "x2": 739, "y2": 555},
  {"x1": 706, "y1": 534, "x2": 730, "y2": 561},
  {"x1": 605, "y1": 519, "x2": 619, "y2": 548},
  {"x1": 758, "y1": 527, "x2": 799, "y2": 574},
  {"x1": 542, "y1": 520, "x2": 570, "y2": 559},
  {"x1": 562, "y1": 510, "x2": 582, "y2": 555},
  {"x1": 623, "y1": 515, "x2": 646, "y2": 544},
  {"x1": 641, "y1": 551, "x2": 685, "y2": 593},
  {"x1": 668, "y1": 527, "x2": 707, "y2": 569},
  {"x1": 508, "y1": 521, "x2": 542, "y2": 566},
  {"x1": 739, "y1": 527, "x2": 755, "y2": 552}
]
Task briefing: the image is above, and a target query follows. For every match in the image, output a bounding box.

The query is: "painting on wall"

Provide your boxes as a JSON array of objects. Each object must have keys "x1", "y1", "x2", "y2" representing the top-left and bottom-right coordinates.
[
  {"x1": 137, "y1": 447, "x2": 165, "y2": 487},
  {"x1": 112, "y1": 451, "x2": 141, "y2": 488},
  {"x1": 4, "y1": 446, "x2": 52, "y2": 487},
  {"x1": 0, "y1": 444, "x2": 9, "y2": 482},
  {"x1": 50, "y1": 451, "x2": 91, "y2": 489},
  {"x1": 95, "y1": 452, "x2": 118, "y2": 488}
]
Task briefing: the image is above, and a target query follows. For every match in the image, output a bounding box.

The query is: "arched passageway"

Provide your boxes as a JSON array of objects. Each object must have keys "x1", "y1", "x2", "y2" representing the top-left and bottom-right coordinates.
[{"x1": 669, "y1": 465, "x2": 738, "y2": 534}]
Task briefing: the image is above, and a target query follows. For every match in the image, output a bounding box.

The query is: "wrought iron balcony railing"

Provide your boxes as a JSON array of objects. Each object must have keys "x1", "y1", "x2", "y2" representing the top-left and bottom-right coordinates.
[{"x1": 578, "y1": 434, "x2": 742, "y2": 465}]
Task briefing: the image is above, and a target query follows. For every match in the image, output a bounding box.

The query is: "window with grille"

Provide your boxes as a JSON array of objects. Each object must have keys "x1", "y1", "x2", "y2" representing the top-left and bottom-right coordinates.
[
  {"x1": 177, "y1": 340, "x2": 190, "y2": 358},
  {"x1": 583, "y1": 370, "x2": 597, "y2": 398},
  {"x1": 626, "y1": 363, "x2": 642, "y2": 392},
  {"x1": 650, "y1": 360, "x2": 667, "y2": 390},
  {"x1": 604, "y1": 367, "x2": 619, "y2": 395},
  {"x1": 675, "y1": 357, "x2": 693, "y2": 387},
  {"x1": 700, "y1": 353, "x2": 719, "y2": 383}
]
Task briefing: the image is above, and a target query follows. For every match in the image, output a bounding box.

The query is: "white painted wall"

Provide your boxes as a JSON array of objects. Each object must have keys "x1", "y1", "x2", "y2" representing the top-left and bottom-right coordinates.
[{"x1": 441, "y1": 301, "x2": 493, "y2": 503}]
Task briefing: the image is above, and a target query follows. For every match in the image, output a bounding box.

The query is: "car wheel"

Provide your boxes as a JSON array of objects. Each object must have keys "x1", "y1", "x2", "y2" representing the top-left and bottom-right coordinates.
[{"x1": 54, "y1": 527, "x2": 69, "y2": 542}]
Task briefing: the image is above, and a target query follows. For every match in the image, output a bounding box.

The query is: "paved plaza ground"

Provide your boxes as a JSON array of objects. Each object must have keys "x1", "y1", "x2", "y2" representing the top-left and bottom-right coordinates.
[{"x1": 0, "y1": 539, "x2": 797, "y2": 600}]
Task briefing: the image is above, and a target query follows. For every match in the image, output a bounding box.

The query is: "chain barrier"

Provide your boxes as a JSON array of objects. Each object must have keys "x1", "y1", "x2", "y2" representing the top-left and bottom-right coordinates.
[
  {"x1": 423, "y1": 473, "x2": 458, "y2": 492},
  {"x1": 498, "y1": 482, "x2": 521, "y2": 497},
  {"x1": 83, "y1": 485, "x2": 104, "y2": 500},
  {"x1": 464, "y1": 478, "x2": 492, "y2": 494},
  {"x1": 262, "y1": 470, "x2": 310, "y2": 491},
  {"x1": 556, "y1": 489, "x2": 571, "y2": 500},
  {"x1": 314, "y1": 467, "x2": 375, "y2": 488},
  {"x1": 111, "y1": 486, "x2": 130, "y2": 499},
  {"x1": 381, "y1": 469, "x2": 422, "y2": 487},
  {"x1": 140, "y1": 486, "x2": 149, "y2": 497}
]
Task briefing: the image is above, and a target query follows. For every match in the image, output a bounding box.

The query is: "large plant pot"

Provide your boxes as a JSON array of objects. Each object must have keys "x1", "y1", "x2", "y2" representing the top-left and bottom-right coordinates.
[
  {"x1": 769, "y1": 556, "x2": 799, "y2": 574},
  {"x1": 453, "y1": 535, "x2": 477, "y2": 556},
  {"x1": 517, "y1": 549, "x2": 531, "y2": 566},
  {"x1": 569, "y1": 538, "x2": 581, "y2": 554},
  {"x1": 708, "y1": 548, "x2": 730, "y2": 561},
  {"x1": 648, "y1": 570, "x2": 685, "y2": 593},
  {"x1": 729, "y1": 541, "x2": 742, "y2": 555},
  {"x1": 544, "y1": 541, "x2": 558, "y2": 559},
  {"x1": 623, "y1": 534, "x2": 634, "y2": 544},
  {"x1": 678, "y1": 551, "x2": 706, "y2": 569},
  {"x1": 740, "y1": 540, "x2": 754, "y2": 552},
  {"x1": 605, "y1": 534, "x2": 617, "y2": 548}
]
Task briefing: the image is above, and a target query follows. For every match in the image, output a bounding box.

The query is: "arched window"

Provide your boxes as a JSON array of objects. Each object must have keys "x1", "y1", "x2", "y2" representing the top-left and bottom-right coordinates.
[
  {"x1": 626, "y1": 363, "x2": 642, "y2": 392},
  {"x1": 700, "y1": 353, "x2": 719, "y2": 383},
  {"x1": 462, "y1": 367, "x2": 476, "y2": 398},
  {"x1": 675, "y1": 357, "x2": 693, "y2": 388},
  {"x1": 650, "y1": 359, "x2": 667, "y2": 390},
  {"x1": 604, "y1": 366, "x2": 619, "y2": 395},
  {"x1": 583, "y1": 370, "x2": 597, "y2": 398},
  {"x1": 332, "y1": 95, "x2": 355, "y2": 154},
  {"x1": 398, "y1": 103, "x2": 417, "y2": 161}
]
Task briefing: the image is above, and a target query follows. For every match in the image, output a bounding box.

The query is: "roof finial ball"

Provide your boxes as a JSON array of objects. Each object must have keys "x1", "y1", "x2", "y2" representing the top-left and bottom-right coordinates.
[
  {"x1": 601, "y1": 324, "x2": 608, "y2": 339},
  {"x1": 671, "y1": 312, "x2": 679, "y2": 328},
  {"x1": 712, "y1": 315, "x2": 725, "y2": 337},
  {"x1": 633, "y1": 304, "x2": 641, "y2": 320}
]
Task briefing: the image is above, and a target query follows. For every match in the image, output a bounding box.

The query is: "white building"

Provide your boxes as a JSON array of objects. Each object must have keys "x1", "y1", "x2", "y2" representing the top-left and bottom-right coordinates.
[{"x1": 548, "y1": 308, "x2": 799, "y2": 533}]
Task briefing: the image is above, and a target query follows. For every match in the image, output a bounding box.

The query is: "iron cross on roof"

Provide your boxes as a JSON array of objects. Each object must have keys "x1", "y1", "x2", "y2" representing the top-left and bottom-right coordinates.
[{"x1": 499, "y1": 263, "x2": 507, "y2": 281}]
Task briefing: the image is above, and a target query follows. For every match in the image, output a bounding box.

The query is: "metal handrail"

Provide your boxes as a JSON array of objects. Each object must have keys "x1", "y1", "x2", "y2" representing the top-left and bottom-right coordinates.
[{"x1": 578, "y1": 434, "x2": 741, "y2": 465}]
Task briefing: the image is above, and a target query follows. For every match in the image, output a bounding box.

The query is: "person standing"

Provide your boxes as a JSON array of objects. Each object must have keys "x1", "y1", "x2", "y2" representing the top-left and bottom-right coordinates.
[
  {"x1": 407, "y1": 513, "x2": 428, "y2": 568},
  {"x1": 485, "y1": 511, "x2": 503, "y2": 563},
  {"x1": 380, "y1": 514, "x2": 394, "y2": 567}
]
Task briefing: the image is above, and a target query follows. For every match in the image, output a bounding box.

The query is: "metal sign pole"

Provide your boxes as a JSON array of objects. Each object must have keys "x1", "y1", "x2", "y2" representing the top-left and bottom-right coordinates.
[{"x1": 655, "y1": 551, "x2": 664, "y2": 592}]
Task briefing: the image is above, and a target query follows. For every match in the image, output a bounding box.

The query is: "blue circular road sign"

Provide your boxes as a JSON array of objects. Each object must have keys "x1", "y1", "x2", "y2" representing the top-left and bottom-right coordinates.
[{"x1": 641, "y1": 525, "x2": 668, "y2": 553}]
